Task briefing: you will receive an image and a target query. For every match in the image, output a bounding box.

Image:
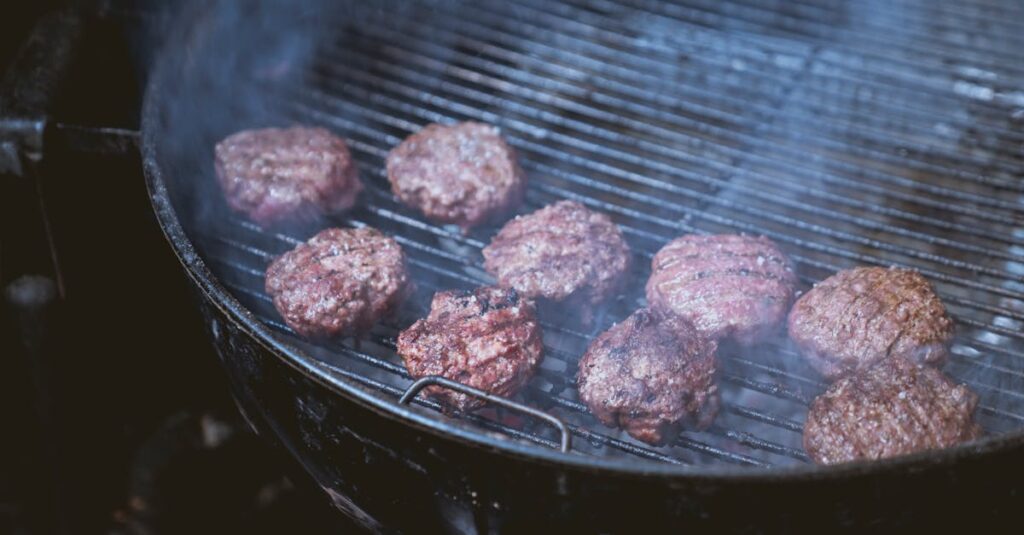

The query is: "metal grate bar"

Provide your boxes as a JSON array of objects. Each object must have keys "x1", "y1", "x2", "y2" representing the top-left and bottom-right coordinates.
[
  {"x1": 528, "y1": 6, "x2": 1024, "y2": 190},
  {"x1": 225, "y1": 261, "x2": 1024, "y2": 430},
  {"x1": 196, "y1": 201, "x2": 1019, "y2": 465},
  {"x1": 196, "y1": 229, "x2": 816, "y2": 464},
  {"x1": 349, "y1": 338, "x2": 780, "y2": 466},
  {"x1": 306, "y1": 58, "x2": 1024, "y2": 283},
  {"x1": 205, "y1": 220, "x2": 1024, "y2": 432},
  {"x1": 516, "y1": 0, "x2": 1024, "y2": 159},
  {"x1": 210, "y1": 284, "x2": 689, "y2": 463},
  {"x1": 610, "y1": 0, "x2": 1024, "y2": 80},
  {"x1": 284, "y1": 100, "x2": 1024, "y2": 374},
  {"x1": 315, "y1": 39, "x2": 1023, "y2": 266},
  {"x1": 311, "y1": 360, "x2": 564, "y2": 450},
  {"x1": 181, "y1": 0, "x2": 1024, "y2": 468},
  {"x1": 339, "y1": 23, "x2": 1024, "y2": 241},
  {"x1": 410, "y1": 2, "x2": 1024, "y2": 214},
  {"x1": 664, "y1": 0, "x2": 1024, "y2": 71},
  {"x1": 292, "y1": 86, "x2": 1024, "y2": 313},
  {"x1": 315, "y1": 44, "x2": 1022, "y2": 256},
  {"x1": 780, "y1": 0, "x2": 1024, "y2": 29},
  {"x1": 506, "y1": 0, "x2": 1024, "y2": 195},
  {"x1": 230, "y1": 175, "x2": 1024, "y2": 379}
]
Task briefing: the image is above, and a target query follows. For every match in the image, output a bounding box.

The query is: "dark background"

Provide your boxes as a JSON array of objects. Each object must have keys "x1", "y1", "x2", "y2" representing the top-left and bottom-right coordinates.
[{"x1": 0, "y1": 3, "x2": 348, "y2": 533}]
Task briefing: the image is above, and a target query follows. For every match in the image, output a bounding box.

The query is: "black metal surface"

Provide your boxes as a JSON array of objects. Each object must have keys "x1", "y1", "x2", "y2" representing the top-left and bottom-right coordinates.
[
  {"x1": 143, "y1": 0, "x2": 1024, "y2": 530},
  {"x1": 0, "y1": 9, "x2": 81, "y2": 174}
]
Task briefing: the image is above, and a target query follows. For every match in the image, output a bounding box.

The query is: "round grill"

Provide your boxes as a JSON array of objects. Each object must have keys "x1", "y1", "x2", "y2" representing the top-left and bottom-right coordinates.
[{"x1": 150, "y1": 0, "x2": 1024, "y2": 471}]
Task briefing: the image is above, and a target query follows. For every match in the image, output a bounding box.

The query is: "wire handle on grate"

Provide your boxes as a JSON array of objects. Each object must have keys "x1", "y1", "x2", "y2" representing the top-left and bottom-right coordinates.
[{"x1": 399, "y1": 376, "x2": 572, "y2": 453}]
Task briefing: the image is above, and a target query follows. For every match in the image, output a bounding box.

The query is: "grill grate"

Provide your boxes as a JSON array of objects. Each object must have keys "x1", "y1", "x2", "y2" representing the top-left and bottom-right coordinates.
[{"x1": 188, "y1": 0, "x2": 1024, "y2": 467}]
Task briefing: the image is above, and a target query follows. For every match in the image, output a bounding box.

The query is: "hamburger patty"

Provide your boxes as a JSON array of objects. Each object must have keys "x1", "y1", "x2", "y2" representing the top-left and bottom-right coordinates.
[
  {"x1": 264, "y1": 227, "x2": 409, "y2": 339},
  {"x1": 804, "y1": 357, "x2": 981, "y2": 465},
  {"x1": 577, "y1": 309, "x2": 719, "y2": 446},
  {"x1": 482, "y1": 200, "x2": 632, "y2": 312},
  {"x1": 386, "y1": 122, "x2": 526, "y2": 230},
  {"x1": 215, "y1": 126, "x2": 362, "y2": 226},
  {"x1": 646, "y1": 234, "x2": 797, "y2": 345},
  {"x1": 788, "y1": 266, "x2": 953, "y2": 381},
  {"x1": 398, "y1": 286, "x2": 543, "y2": 412}
]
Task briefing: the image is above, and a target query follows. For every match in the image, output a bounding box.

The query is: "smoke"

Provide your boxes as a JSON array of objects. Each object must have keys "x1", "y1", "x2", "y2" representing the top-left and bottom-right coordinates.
[
  {"x1": 154, "y1": 0, "x2": 464, "y2": 237},
  {"x1": 154, "y1": 0, "x2": 328, "y2": 237},
  {"x1": 148, "y1": 0, "x2": 1024, "y2": 467}
]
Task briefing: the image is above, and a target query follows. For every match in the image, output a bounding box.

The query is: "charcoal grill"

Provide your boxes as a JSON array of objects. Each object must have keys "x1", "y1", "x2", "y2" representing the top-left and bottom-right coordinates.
[{"x1": 144, "y1": 0, "x2": 1024, "y2": 531}]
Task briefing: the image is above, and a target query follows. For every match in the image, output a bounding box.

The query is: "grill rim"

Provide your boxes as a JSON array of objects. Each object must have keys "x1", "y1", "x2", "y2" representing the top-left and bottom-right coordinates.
[{"x1": 141, "y1": 43, "x2": 1024, "y2": 480}]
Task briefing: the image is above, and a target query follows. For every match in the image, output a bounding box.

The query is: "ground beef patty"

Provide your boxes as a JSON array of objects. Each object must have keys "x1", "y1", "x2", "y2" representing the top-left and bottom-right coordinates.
[
  {"x1": 577, "y1": 309, "x2": 718, "y2": 446},
  {"x1": 804, "y1": 357, "x2": 981, "y2": 465},
  {"x1": 788, "y1": 266, "x2": 953, "y2": 381},
  {"x1": 482, "y1": 200, "x2": 632, "y2": 312},
  {"x1": 386, "y1": 122, "x2": 526, "y2": 230},
  {"x1": 264, "y1": 227, "x2": 409, "y2": 339},
  {"x1": 645, "y1": 234, "x2": 797, "y2": 346},
  {"x1": 215, "y1": 126, "x2": 362, "y2": 226},
  {"x1": 398, "y1": 286, "x2": 543, "y2": 412}
]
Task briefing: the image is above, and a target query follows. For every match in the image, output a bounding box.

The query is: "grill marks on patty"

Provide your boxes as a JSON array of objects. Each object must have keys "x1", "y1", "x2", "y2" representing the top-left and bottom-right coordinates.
[
  {"x1": 215, "y1": 126, "x2": 363, "y2": 226},
  {"x1": 803, "y1": 358, "x2": 981, "y2": 465},
  {"x1": 788, "y1": 266, "x2": 953, "y2": 381},
  {"x1": 646, "y1": 234, "x2": 797, "y2": 346},
  {"x1": 398, "y1": 286, "x2": 543, "y2": 412},
  {"x1": 386, "y1": 122, "x2": 526, "y2": 230},
  {"x1": 483, "y1": 201, "x2": 632, "y2": 318},
  {"x1": 793, "y1": 266, "x2": 970, "y2": 464},
  {"x1": 687, "y1": 267, "x2": 792, "y2": 283},
  {"x1": 264, "y1": 227, "x2": 410, "y2": 339}
]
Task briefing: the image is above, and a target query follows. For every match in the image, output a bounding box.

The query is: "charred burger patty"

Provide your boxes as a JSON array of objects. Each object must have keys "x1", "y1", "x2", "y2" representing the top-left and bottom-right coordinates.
[
  {"x1": 398, "y1": 286, "x2": 543, "y2": 412},
  {"x1": 577, "y1": 309, "x2": 718, "y2": 446}
]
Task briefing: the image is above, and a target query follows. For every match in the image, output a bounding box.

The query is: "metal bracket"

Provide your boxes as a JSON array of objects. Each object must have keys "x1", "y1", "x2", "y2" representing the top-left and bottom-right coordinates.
[
  {"x1": 399, "y1": 376, "x2": 572, "y2": 453},
  {"x1": 0, "y1": 9, "x2": 82, "y2": 175}
]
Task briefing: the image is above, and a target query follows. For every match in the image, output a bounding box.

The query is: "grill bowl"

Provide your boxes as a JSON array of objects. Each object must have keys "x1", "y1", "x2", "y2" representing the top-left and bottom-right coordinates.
[{"x1": 143, "y1": 0, "x2": 1024, "y2": 530}]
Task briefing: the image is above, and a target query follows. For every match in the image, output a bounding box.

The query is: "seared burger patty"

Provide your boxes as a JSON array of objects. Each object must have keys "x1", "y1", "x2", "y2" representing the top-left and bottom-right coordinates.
[
  {"x1": 215, "y1": 126, "x2": 362, "y2": 226},
  {"x1": 577, "y1": 309, "x2": 718, "y2": 446},
  {"x1": 804, "y1": 357, "x2": 981, "y2": 465},
  {"x1": 264, "y1": 227, "x2": 409, "y2": 339},
  {"x1": 788, "y1": 266, "x2": 953, "y2": 381},
  {"x1": 386, "y1": 122, "x2": 526, "y2": 230},
  {"x1": 482, "y1": 200, "x2": 632, "y2": 311},
  {"x1": 398, "y1": 286, "x2": 543, "y2": 412},
  {"x1": 645, "y1": 234, "x2": 797, "y2": 345}
]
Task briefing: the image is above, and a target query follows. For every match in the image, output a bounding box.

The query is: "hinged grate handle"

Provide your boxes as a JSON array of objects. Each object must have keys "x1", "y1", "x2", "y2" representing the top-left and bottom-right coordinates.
[{"x1": 399, "y1": 376, "x2": 572, "y2": 453}]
